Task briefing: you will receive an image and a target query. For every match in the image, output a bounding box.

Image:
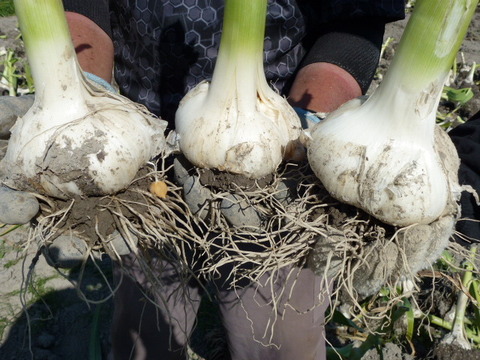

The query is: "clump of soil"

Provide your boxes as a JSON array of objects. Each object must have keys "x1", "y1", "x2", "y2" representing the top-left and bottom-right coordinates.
[
  {"x1": 199, "y1": 166, "x2": 274, "y2": 191},
  {"x1": 435, "y1": 343, "x2": 480, "y2": 360},
  {"x1": 36, "y1": 165, "x2": 161, "y2": 248}
]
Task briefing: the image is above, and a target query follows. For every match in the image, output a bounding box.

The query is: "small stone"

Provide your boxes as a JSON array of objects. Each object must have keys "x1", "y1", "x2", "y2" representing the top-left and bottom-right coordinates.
[
  {"x1": 220, "y1": 193, "x2": 262, "y2": 229},
  {"x1": 0, "y1": 186, "x2": 39, "y2": 224},
  {"x1": 44, "y1": 235, "x2": 88, "y2": 268},
  {"x1": 106, "y1": 230, "x2": 138, "y2": 256}
]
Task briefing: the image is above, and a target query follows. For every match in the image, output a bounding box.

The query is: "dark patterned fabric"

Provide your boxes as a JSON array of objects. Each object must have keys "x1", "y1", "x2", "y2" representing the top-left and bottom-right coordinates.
[
  {"x1": 109, "y1": 0, "x2": 308, "y2": 123},
  {"x1": 63, "y1": 0, "x2": 405, "y2": 124},
  {"x1": 449, "y1": 112, "x2": 480, "y2": 242},
  {"x1": 300, "y1": 0, "x2": 405, "y2": 24}
]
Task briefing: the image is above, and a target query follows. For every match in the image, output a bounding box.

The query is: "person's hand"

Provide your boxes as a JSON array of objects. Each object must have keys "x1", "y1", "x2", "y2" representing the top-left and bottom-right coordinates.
[
  {"x1": 43, "y1": 229, "x2": 136, "y2": 268},
  {"x1": 352, "y1": 214, "x2": 455, "y2": 297},
  {"x1": 0, "y1": 73, "x2": 116, "y2": 225},
  {"x1": 0, "y1": 94, "x2": 35, "y2": 139},
  {"x1": 309, "y1": 210, "x2": 457, "y2": 298},
  {"x1": 311, "y1": 214, "x2": 456, "y2": 291},
  {"x1": 174, "y1": 155, "x2": 266, "y2": 229}
]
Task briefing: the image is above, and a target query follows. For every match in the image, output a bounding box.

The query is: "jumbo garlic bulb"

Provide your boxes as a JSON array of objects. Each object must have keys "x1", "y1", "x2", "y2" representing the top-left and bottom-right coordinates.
[
  {"x1": 176, "y1": 80, "x2": 301, "y2": 179},
  {"x1": 175, "y1": 0, "x2": 301, "y2": 179},
  {"x1": 307, "y1": 0, "x2": 472, "y2": 226},
  {"x1": 0, "y1": 0, "x2": 167, "y2": 199},
  {"x1": 308, "y1": 95, "x2": 460, "y2": 226}
]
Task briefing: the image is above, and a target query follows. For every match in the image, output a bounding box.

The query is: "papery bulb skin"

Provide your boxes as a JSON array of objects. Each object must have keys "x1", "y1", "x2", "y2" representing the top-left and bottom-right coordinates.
[
  {"x1": 176, "y1": 81, "x2": 301, "y2": 179},
  {"x1": 174, "y1": 0, "x2": 302, "y2": 179},
  {"x1": 2, "y1": 0, "x2": 168, "y2": 199},
  {"x1": 307, "y1": 0, "x2": 477, "y2": 227},
  {"x1": 1, "y1": 82, "x2": 167, "y2": 199},
  {"x1": 307, "y1": 95, "x2": 461, "y2": 227}
]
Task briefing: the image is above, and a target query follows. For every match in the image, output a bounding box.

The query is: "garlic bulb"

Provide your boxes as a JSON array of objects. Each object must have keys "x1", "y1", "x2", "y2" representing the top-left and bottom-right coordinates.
[
  {"x1": 307, "y1": 0, "x2": 473, "y2": 226},
  {"x1": 308, "y1": 94, "x2": 460, "y2": 226},
  {"x1": 0, "y1": 0, "x2": 167, "y2": 199},
  {"x1": 175, "y1": 0, "x2": 301, "y2": 179}
]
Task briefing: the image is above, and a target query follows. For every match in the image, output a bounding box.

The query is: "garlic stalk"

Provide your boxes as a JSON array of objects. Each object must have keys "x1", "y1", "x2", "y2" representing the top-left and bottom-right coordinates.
[
  {"x1": 175, "y1": 0, "x2": 301, "y2": 179},
  {"x1": 0, "y1": 0, "x2": 167, "y2": 199},
  {"x1": 307, "y1": 0, "x2": 476, "y2": 226}
]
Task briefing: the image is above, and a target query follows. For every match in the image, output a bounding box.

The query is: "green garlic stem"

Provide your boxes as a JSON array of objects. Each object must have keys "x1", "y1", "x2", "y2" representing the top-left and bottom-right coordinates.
[
  {"x1": 14, "y1": 0, "x2": 85, "y2": 106},
  {"x1": 208, "y1": 0, "x2": 268, "y2": 112}
]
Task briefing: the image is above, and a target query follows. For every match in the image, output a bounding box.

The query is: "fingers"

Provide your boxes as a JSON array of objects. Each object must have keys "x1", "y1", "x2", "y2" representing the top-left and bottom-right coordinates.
[
  {"x1": 0, "y1": 96, "x2": 39, "y2": 225},
  {"x1": 309, "y1": 213, "x2": 455, "y2": 299},
  {"x1": 352, "y1": 241, "x2": 398, "y2": 297},
  {"x1": 0, "y1": 139, "x2": 7, "y2": 159},
  {"x1": 350, "y1": 215, "x2": 455, "y2": 297},
  {"x1": 174, "y1": 156, "x2": 213, "y2": 218},
  {"x1": 183, "y1": 176, "x2": 212, "y2": 219},
  {"x1": 43, "y1": 229, "x2": 137, "y2": 269},
  {"x1": 174, "y1": 155, "x2": 265, "y2": 227},
  {"x1": 105, "y1": 230, "x2": 138, "y2": 258},
  {"x1": 308, "y1": 233, "x2": 347, "y2": 279},
  {"x1": 173, "y1": 155, "x2": 193, "y2": 186},
  {"x1": 395, "y1": 215, "x2": 454, "y2": 275}
]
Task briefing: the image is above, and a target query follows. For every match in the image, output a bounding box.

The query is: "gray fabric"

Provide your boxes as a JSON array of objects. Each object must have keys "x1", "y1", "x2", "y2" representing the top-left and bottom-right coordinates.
[
  {"x1": 111, "y1": 256, "x2": 201, "y2": 360},
  {"x1": 110, "y1": 254, "x2": 331, "y2": 360},
  {"x1": 216, "y1": 267, "x2": 330, "y2": 360}
]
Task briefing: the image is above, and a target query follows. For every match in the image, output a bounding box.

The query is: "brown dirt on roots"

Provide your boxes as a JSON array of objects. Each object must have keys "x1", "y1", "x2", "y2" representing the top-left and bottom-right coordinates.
[
  {"x1": 28, "y1": 156, "x2": 396, "y2": 302},
  {"x1": 199, "y1": 167, "x2": 274, "y2": 190},
  {"x1": 35, "y1": 165, "x2": 158, "y2": 252},
  {"x1": 434, "y1": 343, "x2": 480, "y2": 360},
  {"x1": 51, "y1": 196, "x2": 115, "y2": 244},
  {"x1": 32, "y1": 153, "x2": 457, "y2": 312}
]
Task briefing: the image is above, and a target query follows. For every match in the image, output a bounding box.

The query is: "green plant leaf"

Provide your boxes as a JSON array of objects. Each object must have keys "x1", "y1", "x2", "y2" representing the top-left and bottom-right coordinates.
[
  {"x1": 403, "y1": 298, "x2": 415, "y2": 341},
  {"x1": 443, "y1": 86, "x2": 474, "y2": 105},
  {"x1": 329, "y1": 309, "x2": 364, "y2": 332},
  {"x1": 89, "y1": 305, "x2": 102, "y2": 360},
  {"x1": 0, "y1": 0, "x2": 15, "y2": 17}
]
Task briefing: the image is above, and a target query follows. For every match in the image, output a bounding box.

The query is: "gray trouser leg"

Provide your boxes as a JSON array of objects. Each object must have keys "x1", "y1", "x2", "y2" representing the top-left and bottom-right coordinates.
[
  {"x1": 110, "y1": 255, "x2": 330, "y2": 360},
  {"x1": 110, "y1": 254, "x2": 201, "y2": 360},
  {"x1": 216, "y1": 266, "x2": 330, "y2": 360}
]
